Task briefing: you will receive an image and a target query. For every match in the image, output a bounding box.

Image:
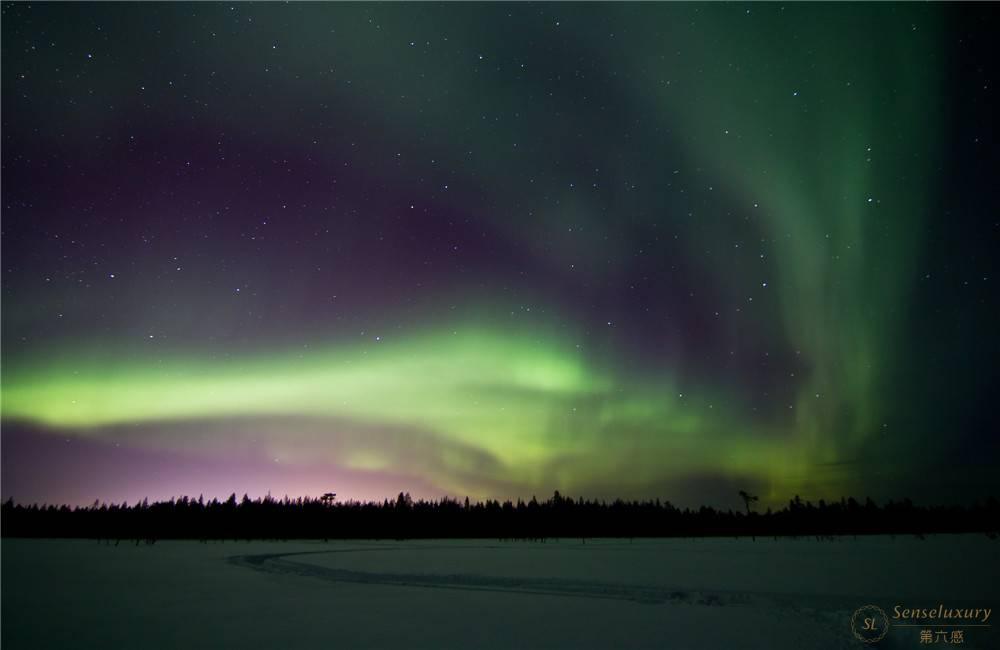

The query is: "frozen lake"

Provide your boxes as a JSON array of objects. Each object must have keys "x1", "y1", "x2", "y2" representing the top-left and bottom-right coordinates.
[{"x1": 3, "y1": 536, "x2": 997, "y2": 648}]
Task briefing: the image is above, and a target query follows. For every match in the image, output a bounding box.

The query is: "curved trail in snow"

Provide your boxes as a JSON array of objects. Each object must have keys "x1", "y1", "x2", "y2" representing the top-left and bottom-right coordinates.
[{"x1": 226, "y1": 543, "x2": 856, "y2": 617}]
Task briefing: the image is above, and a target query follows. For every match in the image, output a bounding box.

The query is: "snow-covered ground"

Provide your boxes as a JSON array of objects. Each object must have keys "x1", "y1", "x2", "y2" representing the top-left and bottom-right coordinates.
[{"x1": 2, "y1": 536, "x2": 996, "y2": 648}]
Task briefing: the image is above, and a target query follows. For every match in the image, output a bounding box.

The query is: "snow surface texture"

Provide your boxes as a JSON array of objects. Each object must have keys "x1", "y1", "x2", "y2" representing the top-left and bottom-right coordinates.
[{"x1": 2, "y1": 536, "x2": 997, "y2": 649}]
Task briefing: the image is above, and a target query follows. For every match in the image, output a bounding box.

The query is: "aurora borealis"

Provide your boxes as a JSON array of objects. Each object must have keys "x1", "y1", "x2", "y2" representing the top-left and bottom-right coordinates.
[{"x1": 2, "y1": 3, "x2": 997, "y2": 508}]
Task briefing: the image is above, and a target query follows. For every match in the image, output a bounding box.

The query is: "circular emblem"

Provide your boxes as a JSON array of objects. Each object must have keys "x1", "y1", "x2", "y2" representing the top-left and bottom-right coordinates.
[{"x1": 851, "y1": 605, "x2": 889, "y2": 644}]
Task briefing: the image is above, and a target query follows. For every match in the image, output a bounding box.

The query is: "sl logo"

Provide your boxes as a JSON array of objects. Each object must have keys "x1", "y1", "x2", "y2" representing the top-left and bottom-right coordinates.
[{"x1": 851, "y1": 605, "x2": 889, "y2": 644}]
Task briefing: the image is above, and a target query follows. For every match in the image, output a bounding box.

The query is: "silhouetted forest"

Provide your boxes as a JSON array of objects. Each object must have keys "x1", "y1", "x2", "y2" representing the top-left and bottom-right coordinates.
[{"x1": 3, "y1": 492, "x2": 998, "y2": 542}]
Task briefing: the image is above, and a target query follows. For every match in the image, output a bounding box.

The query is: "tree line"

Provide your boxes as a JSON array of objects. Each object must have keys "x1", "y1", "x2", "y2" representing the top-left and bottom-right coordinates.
[{"x1": 2, "y1": 492, "x2": 997, "y2": 542}]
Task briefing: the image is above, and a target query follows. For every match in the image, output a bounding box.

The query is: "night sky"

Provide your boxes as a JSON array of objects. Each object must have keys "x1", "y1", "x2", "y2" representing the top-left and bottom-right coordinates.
[{"x1": 2, "y1": 3, "x2": 998, "y2": 508}]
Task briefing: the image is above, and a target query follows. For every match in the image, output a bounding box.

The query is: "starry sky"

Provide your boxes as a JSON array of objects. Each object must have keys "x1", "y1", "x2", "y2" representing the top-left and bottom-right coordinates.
[{"x1": 2, "y1": 3, "x2": 998, "y2": 508}]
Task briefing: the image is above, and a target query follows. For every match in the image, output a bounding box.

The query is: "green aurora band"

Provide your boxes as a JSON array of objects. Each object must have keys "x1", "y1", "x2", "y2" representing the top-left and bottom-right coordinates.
[{"x1": 4, "y1": 327, "x2": 770, "y2": 497}]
